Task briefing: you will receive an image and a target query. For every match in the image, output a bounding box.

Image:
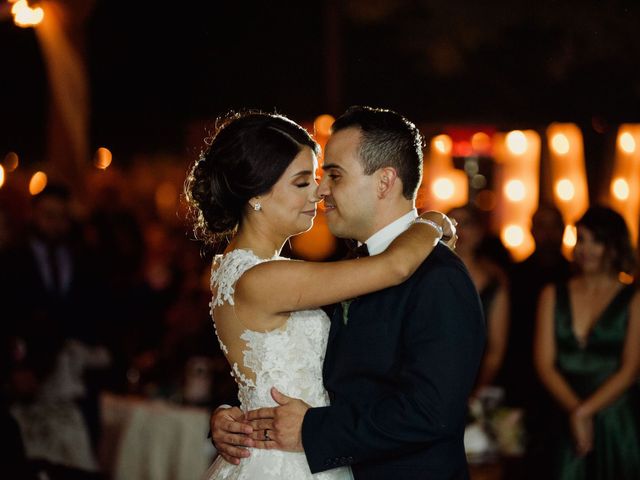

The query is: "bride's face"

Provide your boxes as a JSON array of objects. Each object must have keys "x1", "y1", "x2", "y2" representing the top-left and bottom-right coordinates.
[
  {"x1": 259, "y1": 147, "x2": 320, "y2": 237},
  {"x1": 574, "y1": 226, "x2": 609, "y2": 274}
]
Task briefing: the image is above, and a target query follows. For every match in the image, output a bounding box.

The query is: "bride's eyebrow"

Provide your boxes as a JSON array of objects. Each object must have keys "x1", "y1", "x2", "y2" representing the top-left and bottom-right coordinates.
[{"x1": 290, "y1": 170, "x2": 313, "y2": 178}]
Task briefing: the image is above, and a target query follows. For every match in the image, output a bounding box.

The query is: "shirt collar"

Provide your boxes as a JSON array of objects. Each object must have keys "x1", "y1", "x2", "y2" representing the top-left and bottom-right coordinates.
[{"x1": 365, "y1": 209, "x2": 418, "y2": 256}]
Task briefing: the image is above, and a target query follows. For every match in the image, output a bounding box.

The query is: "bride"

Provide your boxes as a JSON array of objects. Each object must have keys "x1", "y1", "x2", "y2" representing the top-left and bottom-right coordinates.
[{"x1": 185, "y1": 111, "x2": 454, "y2": 479}]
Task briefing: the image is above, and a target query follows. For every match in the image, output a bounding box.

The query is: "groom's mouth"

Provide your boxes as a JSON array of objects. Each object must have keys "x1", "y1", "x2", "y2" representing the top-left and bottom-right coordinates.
[{"x1": 323, "y1": 200, "x2": 336, "y2": 213}]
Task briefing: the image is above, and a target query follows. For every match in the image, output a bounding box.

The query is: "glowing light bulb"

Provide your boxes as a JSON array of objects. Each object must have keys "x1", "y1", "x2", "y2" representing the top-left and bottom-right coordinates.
[
  {"x1": 619, "y1": 132, "x2": 636, "y2": 154},
  {"x1": 502, "y1": 225, "x2": 525, "y2": 247},
  {"x1": 506, "y1": 131, "x2": 527, "y2": 155},
  {"x1": 563, "y1": 224, "x2": 577, "y2": 248},
  {"x1": 432, "y1": 177, "x2": 454, "y2": 199},
  {"x1": 611, "y1": 178, "x2": 630, "y2": 200},
  {"x1": 12, "y1": 0, "x2": 44, "y2": 28},
  {"x1": 555, "y1": 178, "x2": 575, "y2": 201},
  {"x1": 551, "y1": 133, "x2": 570, "y2": 155},
  {"x1": 432, "y1": 135, "x2": 452, "y2": 155},
  {"x1": 504, "y1": 179, "x2": 526, "y2": 202},
  {"x1": 0, "y1": 165, "x2": 5, "y2": 189}
]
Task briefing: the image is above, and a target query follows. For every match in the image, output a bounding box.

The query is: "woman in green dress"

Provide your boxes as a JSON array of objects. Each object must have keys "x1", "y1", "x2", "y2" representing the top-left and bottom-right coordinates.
[{"x1": 534, "y1": 205, "x2": 640, "y2": 480}]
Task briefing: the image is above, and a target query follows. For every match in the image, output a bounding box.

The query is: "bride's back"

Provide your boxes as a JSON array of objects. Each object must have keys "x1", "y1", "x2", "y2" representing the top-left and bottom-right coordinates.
[{"x1": 210, "y1": 249, "x2": 331, "y2": 411}]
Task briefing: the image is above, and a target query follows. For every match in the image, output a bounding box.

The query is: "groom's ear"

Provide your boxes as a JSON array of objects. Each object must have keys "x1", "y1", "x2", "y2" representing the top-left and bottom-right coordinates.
[{"x1": 376, "y1": 167, "x2": 398, "y2": 199}]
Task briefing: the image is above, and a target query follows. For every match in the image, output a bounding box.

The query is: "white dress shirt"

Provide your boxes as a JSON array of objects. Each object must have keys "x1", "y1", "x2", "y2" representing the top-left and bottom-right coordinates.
[{"x1": 364, "y1": 209, "x2": 418, "y2": 256}]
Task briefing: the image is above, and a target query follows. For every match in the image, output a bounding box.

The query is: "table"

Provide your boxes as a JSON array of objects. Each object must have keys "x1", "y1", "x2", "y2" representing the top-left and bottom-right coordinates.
[{"x1": 100, "y1": 393, "x2": 216, "y2": 480}]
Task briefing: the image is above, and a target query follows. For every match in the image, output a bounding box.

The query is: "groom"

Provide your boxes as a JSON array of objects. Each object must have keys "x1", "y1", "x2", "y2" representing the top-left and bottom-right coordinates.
[{"x1": 211, "y1": 106, "x2": 486, "y2": 479}]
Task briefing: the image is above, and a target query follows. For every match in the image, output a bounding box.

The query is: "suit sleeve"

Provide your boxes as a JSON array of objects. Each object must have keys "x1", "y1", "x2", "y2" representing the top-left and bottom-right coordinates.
[{"x1": 301, "y1": 262, "x2": 486, "y2": 473}]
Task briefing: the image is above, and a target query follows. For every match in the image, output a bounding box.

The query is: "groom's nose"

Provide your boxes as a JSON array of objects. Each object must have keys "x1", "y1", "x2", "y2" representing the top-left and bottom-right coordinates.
[{"x1": 317, "y1": 175, "x2": 330, "y2": 198}]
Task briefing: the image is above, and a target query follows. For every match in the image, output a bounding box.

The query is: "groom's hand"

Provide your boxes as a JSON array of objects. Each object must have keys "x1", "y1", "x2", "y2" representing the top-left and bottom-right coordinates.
[
  {"x1": 210, "y1": 406, "x2": 254, "y2": 464},
  {"x1": 246, "y1": 387, "x2": 309, "y2": 452}
]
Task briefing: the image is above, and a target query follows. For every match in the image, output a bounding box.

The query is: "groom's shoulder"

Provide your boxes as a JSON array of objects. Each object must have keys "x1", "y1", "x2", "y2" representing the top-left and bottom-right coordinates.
[
  {"x1": 414, "y1": 243, "x2": 472, "y2": 284},
  {"x1": 421, "y1": 243, "x2": 465, "y2": 270}
]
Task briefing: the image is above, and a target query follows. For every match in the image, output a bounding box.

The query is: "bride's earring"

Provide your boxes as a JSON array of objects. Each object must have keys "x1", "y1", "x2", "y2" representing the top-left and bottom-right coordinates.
[{"x1": 253, "y1": 202, "x2": 262, "y2": 211}]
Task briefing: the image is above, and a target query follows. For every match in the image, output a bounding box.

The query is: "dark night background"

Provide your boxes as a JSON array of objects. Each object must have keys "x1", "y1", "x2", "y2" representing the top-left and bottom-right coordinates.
[{"x1": 2, "y1": 0, "x2": 640, "y2": 164}]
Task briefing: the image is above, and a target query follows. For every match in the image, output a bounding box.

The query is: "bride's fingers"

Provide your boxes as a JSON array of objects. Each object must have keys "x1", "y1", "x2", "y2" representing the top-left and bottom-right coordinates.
[
  {"x1": 220, "y1": 433, "x2": 254, "y2": 448},
  {"x1": 220, "y1": 453, "x2": 241, "y2": 465},
  {"x1": 222, "y1": 419, "x2": 253, "y2": 435},
  {"x1": 218, "y1": 444, "x2": 251, "y2": 461}
]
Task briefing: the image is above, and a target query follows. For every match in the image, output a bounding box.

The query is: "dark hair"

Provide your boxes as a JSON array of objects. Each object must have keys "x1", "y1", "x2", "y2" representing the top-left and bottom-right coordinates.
[
  {"x1": 185, "y1": 111, "x2": 319, "y2": 243},
  {"x1": 575, "y1": 205, "x2": 637, "y2": 274},
  {"x1": 331, "y1": 106, "x2": 424, "y2": 200}
]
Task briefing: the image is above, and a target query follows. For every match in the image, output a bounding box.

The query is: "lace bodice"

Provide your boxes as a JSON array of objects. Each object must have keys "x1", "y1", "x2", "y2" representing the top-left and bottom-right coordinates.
[{"x1": 209, "y1": 249, "x2": 331, "y2": 411}]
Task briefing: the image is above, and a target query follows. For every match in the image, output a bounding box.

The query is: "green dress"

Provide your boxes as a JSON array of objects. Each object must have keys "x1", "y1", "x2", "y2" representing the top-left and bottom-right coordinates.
[{"x1": 553, "y1": 283, "x2": 640, "y2": 480}]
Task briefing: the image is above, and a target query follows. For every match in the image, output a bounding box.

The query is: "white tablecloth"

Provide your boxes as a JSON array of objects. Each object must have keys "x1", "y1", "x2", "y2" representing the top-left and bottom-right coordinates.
[{"x1": 100, "y1": 393, "x2": 216, "y2": 480}]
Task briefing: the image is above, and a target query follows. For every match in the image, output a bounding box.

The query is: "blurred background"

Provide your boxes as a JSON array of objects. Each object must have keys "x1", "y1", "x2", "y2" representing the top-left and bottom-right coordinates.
[{"x1": 1, "y1": 1, "x2": 639, "y2": 479}]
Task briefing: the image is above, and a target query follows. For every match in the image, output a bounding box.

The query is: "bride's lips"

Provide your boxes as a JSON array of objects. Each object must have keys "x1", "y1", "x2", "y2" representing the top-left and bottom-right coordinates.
[{"x1": 302, "y1": 209, "x2": 317, "y2": 216}]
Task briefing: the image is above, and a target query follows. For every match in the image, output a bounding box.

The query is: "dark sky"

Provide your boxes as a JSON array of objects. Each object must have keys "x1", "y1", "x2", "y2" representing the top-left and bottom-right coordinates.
[{"x1": 2, "y1": 0, "x2": 640, "y2": 164}]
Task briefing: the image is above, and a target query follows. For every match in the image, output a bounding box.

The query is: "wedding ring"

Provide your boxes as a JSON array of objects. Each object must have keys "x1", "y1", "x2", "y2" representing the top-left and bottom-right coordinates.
[{"x1": 264, "y1": 430, "x2": 270, "y2": 441}]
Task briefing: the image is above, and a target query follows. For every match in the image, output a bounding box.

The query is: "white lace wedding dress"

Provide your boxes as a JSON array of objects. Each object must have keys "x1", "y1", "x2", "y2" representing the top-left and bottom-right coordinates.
[{"x1": 202, "y1": 249, "x2": 353, "y2": 480}]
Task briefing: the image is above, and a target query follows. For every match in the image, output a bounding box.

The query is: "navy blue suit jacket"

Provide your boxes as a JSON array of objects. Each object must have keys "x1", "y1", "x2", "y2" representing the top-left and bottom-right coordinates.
[{"x1": 302, "y1": 244, "x2": 486, "y2": 479}]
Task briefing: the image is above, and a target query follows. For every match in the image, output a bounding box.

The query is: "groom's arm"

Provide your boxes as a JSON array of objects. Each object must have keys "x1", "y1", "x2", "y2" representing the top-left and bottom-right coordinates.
[{"x1": 302, "y1": 264, "x2": 485, "y2": 473}]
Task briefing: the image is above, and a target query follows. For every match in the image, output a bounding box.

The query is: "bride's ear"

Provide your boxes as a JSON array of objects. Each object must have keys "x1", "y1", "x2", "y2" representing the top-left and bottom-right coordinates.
[{"x1": 249, "y1": 196, "x2": 262, "y2": 212}]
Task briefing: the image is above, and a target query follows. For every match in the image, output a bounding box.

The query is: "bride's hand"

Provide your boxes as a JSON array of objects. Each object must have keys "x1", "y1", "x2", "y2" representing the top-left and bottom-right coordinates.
[{"x1": 419, "y1": 211, "x2": 458, "y2": 249}]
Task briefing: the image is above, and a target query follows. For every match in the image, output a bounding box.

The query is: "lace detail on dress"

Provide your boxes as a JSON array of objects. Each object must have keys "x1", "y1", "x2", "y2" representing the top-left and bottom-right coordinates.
[{"x1": 205, "y1": 249, "x2": 351, "y2": 479}]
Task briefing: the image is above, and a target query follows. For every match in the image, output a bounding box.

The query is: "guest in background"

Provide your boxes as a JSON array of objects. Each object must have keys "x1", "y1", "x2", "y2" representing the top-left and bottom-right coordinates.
[
  {"x1": 534, "y1": 205, "x2": 640, "y2": 480},
  {"x1": 449, "y1": 205, "x2": 510, "y2": 397},
  {"x1": 3, "y1": 183, "x2": 109, "y2": 476},
  {"x1": 502, "y1": 204, "x2": 572, "y2": 478}
]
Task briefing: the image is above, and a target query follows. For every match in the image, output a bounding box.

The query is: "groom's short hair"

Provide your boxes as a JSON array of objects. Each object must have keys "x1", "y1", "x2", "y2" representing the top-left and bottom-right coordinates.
[{"x1": 331, "y1": 106, "x2": 424, "y2": 200}]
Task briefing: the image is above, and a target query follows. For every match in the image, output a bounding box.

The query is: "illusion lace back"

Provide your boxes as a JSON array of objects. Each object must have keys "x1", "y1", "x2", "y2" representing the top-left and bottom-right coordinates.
[{"x1": 202, "y1": 249, "x2": 352, "y2": 480}]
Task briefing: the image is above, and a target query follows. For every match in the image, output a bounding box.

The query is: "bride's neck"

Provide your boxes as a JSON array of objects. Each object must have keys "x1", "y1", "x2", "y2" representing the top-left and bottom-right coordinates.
[{"x1": 229, "y1": 222, "x2": 287, "y2": 259}]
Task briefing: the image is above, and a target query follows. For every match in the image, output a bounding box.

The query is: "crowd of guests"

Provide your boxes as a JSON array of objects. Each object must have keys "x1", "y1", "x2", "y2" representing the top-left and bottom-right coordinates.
[
  {"x1": 1, "y1": 179, "x2": 237, "y2": 479},
  {"x1": 448, "y1": 203, "x2": 640, "y2": 480},
  {"x1": 1, "y1": 169, "x2": 639, "y2": 479}
]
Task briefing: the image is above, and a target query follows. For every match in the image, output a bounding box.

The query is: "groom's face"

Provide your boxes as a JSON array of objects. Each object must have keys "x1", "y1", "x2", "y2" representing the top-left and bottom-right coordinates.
[{"x1": 318, "y1": 127, "x2": 379, "y2": 242}]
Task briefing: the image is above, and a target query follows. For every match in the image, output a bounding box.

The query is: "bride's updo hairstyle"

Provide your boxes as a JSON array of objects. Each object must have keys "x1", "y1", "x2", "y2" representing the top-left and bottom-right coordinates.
[{"x1": 185, "y1": 111, "x2": 320, "y2": 243}]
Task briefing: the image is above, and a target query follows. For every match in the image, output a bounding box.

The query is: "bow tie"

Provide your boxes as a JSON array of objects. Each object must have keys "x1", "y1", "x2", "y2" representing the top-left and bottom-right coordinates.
[{"x1": 354, "y1": 243, "x2": 370, "y2": 258}]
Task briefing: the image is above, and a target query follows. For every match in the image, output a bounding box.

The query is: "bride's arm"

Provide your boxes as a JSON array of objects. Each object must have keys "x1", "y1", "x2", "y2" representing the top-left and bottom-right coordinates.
[{"x1": 235, "y1": 211, "x2": 453, "y2": 314}]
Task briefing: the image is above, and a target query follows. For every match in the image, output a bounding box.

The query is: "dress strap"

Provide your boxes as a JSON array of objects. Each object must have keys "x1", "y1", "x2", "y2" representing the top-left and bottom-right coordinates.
[{"x1": 210, "y1": 249, "x2": 262, "y2": 307}]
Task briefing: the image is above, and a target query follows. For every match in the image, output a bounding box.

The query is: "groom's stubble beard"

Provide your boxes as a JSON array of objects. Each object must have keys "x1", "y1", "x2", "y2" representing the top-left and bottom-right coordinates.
[{"x1": 325, "y1": 204, "x2": 375, "y2": 243}]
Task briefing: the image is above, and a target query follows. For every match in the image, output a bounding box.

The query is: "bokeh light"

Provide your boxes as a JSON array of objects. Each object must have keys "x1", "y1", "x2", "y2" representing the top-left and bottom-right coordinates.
[
  {"x1": 619, "y1": 132, "x2": 636, "y2": 154},
  {"x1": 611, "y1": 177, "x2": 630, "y2": 200},
  {"x1": 563, "y1": 224, "x2": 577, "y2": 248},
  {"x1": 504, "y1": 179, "x2": 526, "y2": 202},
  {"x1": 501, "y1": 224, "x2": 525, "y2": 247},
  {"x1": 3, "y1": 152, "x2": 19, "y2": 172},
  {"x1": 314, "y1": 114, "x2": 335, "y2": 138},
  {"x1": 555, "y1": 178, "x2": 575, "y2": 201},
  {"x1": 94, "y1": 147, "x2": 113, "y2": 169},
  {"x1": 506, "y1": 130, "x2": 527, "y2": 155},
  {"x1": 551, "y1": 133, "x2": 570, "y2": 155},
  {"x1": 432, "y1": 177, "x2": 454, "y2": 199},
  {"x1": 432, "y1": 134, "x2": 452, "y2": 155},
  {"x1": 29, "y1": 171, "x2": 47, "y2": 196},
  {"x1": 11, "y1": 0, "x2": 44, "y2": 28},
  {"x1": 471, "y1": 132, "x2": 491, "y2": 153}
]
